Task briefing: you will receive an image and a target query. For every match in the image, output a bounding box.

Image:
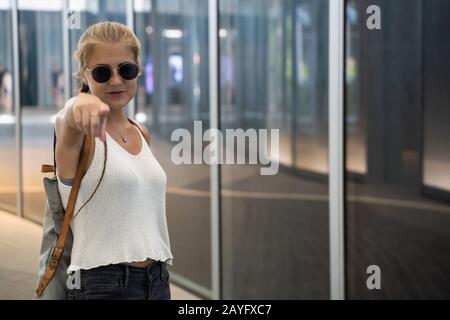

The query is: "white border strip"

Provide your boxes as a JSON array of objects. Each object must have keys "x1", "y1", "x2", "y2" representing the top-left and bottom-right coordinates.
[
  {"x1": 11, "y1": 0, "x2": 22, "y2": 218},
  {"x1": 208, "y1": 0, "x2": 221, "y2": 300},
  {"x1": 329, "y1": 0, "x2": 345, "y2": 300}
]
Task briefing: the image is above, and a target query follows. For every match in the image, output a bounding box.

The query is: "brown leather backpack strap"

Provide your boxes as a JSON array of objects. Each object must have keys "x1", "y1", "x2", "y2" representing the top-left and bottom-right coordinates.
[
  {"x1": 128, "y1": 118, "x2": 150, "y2": 145},
  {"x1": 35, "y1": 133, "x2": 94, "y2": 297},
  {"x1": 41, "y1": 164, "x2": 55, "y2": 173}
]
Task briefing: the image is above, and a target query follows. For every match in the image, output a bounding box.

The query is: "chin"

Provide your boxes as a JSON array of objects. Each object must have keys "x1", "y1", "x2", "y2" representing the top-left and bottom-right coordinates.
[{"x1": 104, "y1": 96, "x2": 131, "y2": 109}]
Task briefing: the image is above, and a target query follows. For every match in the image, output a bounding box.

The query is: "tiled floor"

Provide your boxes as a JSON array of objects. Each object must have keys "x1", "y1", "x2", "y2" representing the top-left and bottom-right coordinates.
[{"x1": 0, "y1": 209, "x2": 200, "y2": 300}]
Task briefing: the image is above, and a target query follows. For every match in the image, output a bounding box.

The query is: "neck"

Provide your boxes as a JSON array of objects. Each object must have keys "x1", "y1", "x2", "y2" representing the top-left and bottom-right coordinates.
[{"x1": 107, "y1": 110, "x2": 128, "y2": 127}]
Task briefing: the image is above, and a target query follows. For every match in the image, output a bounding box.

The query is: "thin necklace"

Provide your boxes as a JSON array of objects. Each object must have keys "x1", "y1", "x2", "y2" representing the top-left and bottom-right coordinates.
[{"x1": 109, "y1": 122, "x2": 128, "y2": 143}]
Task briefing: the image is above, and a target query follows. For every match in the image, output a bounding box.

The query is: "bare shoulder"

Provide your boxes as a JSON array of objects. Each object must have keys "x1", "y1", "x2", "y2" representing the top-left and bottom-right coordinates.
[
  {"x1": 129, "y1": 118, "x2": 151, "y2": 145},
  {"x1": 142, "y1": 126, "x2": 151, "y2": 145}
]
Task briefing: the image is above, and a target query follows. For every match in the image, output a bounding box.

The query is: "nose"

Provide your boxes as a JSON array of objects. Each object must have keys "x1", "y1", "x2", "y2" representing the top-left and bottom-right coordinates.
[{"x1": 108, "y1": 69, "x2": 124, "y2": 86}]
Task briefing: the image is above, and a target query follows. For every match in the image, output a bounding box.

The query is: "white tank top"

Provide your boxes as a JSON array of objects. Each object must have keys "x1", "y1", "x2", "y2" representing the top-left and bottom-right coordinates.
[{"x1": 56, "y1": 127, "x2": 173, "y2": 273}]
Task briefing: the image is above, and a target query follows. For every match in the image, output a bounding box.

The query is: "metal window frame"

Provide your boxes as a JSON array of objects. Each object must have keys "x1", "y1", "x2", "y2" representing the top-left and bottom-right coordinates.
[
  {"x1": 328, "y1": 0, "x2": 345, "y2": 300},
  {"x1": 11, "y1": 0, "x2": 22, "y2": 218},
  {"x1": 208, "y1": 0, "x2": 221, "y2": 300}
]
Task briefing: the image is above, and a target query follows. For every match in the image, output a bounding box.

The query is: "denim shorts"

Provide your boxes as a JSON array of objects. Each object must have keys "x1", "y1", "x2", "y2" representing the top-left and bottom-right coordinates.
[{"x1": 67, "y1": 261, "x2": 171, "y2": 300}]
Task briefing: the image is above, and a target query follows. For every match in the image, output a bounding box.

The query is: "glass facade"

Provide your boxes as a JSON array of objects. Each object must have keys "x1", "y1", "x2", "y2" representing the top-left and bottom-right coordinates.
[
  {"x1": 17, "y1": 0, "x2": 129, "y2": 224},
  {"x1": 0, "y1": 0, "x2": 449, "y2": 299},
  {"x1": 0, "y1": 2, "x2": 16, "y2": 214},
  {"x1": 134, "y1": 0, "x2": 213, "y2": 295},
  {"x1": 68, "y1": 0, "x2": 127, "y2": 96},
  {"x1": 18, "y1": 0, "x2": 64, "y2": 223},
  {"x1": 219, "y1": 0, "x2": 329, "y2": 299},
  {"x1": 345, "y1": 0, "x2": 450, "y2": 299}
]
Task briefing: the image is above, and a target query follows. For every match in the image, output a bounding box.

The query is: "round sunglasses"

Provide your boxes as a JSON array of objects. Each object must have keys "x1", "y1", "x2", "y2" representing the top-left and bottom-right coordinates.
[{"x1": 86, "y1": 63, "x2": 140, "y2": 83}]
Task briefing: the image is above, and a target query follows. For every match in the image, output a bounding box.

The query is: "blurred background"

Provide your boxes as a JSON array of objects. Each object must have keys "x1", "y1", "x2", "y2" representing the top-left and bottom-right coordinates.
[{"x1": 0, "y1": 0, "x2": 449, "y2": 299}]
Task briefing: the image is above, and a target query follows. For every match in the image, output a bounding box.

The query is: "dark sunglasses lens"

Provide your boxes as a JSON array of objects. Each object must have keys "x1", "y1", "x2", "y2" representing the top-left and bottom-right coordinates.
[
  {"x1": 92, "y1": 66, "x2": 111, "y2": 83},
  {"x1": 119, "y1": 64, "x2": 139, "y2": 80}
]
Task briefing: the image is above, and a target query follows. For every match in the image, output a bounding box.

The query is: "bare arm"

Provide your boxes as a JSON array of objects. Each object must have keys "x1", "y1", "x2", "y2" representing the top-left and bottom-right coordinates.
[
  {"x1": 55, "y1": 93, "x2": 110, "y2": 179},
  {"x1": 55, "y1": 97, "x2": 82, "y2": 150}
]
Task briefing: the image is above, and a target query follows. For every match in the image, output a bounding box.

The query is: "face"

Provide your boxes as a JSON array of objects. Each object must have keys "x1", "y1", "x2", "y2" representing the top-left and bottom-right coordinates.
[{"x1": 83, "y1": 43, "x2": 139, "y2": 111}]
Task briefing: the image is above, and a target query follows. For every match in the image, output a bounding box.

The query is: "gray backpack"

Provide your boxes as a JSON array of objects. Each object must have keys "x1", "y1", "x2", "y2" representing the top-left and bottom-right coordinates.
[{"x1": 35, "y1": 175, "x2": 75, "y2": 299}]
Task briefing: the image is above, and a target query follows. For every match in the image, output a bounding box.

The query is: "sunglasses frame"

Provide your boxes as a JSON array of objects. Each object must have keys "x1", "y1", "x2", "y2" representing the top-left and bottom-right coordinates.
[{"x1": 85, "y1": 62, "x2": 141, "y2": 83}]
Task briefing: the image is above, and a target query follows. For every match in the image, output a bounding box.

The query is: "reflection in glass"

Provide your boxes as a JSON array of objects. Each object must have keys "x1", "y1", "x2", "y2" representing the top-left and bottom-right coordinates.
[
  {"x1": 220, "y1": 0, "x2": 329, "y2": 299},
  {"x1": 346, "y1": 0, "x2": 450, "y2": 299},
  {"x1": 345, "y1": 2, "x2": 366, "y2": 175},
  {"x1": 294, "y1": 1, "x2": 329, "y2": 175},
  {"x1": 0, "y1": 5, "x2": 17, "y2": 214},
  {"x1": 19, "y1": 0, "x2": 128, "y2": 223},
  {"x1": 422, "y1": 0, "x2": 450, "y2": 196},
  {"x1": 135, "y1": 0, "x2": 212, "y2": 297},
  {"x1": 18, "y1": 0, "x2": 64, "y2": 223},
  {"x1": 68, "y1": 0, "x2": 127, "y2": 96}
]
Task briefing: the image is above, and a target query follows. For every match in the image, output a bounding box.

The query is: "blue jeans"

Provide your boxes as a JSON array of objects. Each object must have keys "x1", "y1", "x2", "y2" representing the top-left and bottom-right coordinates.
[{"x1": 67, "y1": 261, "x2": 171, "y2": 300}]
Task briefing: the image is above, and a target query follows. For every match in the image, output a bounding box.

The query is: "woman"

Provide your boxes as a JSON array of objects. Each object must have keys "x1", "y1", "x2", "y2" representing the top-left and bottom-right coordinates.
[{"x1": 55, "y1": 22, "x2": 173, "y2": 300}]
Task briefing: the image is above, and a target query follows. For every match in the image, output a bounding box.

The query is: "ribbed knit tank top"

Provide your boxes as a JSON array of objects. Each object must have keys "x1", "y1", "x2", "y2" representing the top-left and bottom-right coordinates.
[{"x1": 56, "y1": 127, "x2": 173, "y2": 273}]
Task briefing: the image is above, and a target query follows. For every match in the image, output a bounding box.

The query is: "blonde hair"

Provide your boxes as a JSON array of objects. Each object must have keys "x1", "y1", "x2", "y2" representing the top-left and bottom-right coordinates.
[{"x1": 74, "y1": 22, "x2": 141, "y2": 84}]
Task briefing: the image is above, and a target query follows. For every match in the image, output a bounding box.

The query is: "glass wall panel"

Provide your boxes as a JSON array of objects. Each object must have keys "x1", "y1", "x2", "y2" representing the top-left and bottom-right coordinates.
[
  {"x1": 293, "y1": 1, "x2": 329, "y2": 175},
  {"x1": 345, "y1": 2, "x2": 365, "y2": 175},
  {"x1": 220, "y1": 0, "x2": 329, "y2": 299},
  {"x1": 68, "y1": 0, "x2": 127, "y2": 95},
  {"x1": 134, "y1": 0, "x2": 212, "y2": 296},
  {"x1": 346, "y1": 0, "x2": 450, "y2": 299},
  {"x1": 20, "y1": 0, "x2": 127, "y2": 223},
  {"x1": 422, "y1": 0, "x2": 450, "y2": 197},
  {"x1": 0, "y1": 1, "x2": 17, "y2": 214},
  {"x1": 18, "y1": 0, "x2": 64, "y2": 223}
]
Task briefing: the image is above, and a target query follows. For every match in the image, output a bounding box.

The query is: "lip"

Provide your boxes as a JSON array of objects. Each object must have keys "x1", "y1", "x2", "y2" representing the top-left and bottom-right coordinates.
[{"x1": 107, "y1": 91, "x2": 126, "y2": 96}]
